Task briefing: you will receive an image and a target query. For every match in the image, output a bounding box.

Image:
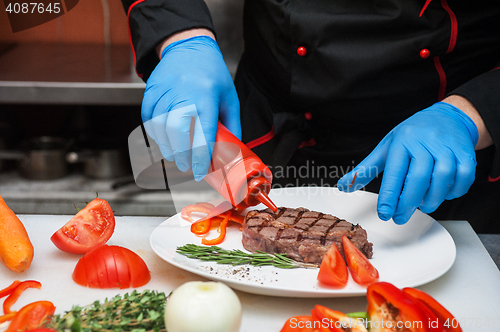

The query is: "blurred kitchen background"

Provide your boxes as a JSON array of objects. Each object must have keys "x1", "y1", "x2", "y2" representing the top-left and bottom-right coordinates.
[{"x1": 0, "y1": 0, "x2": 244, "y2": 217}]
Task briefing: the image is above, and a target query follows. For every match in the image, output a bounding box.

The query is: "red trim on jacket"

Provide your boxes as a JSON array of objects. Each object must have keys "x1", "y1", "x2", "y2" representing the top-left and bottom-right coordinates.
[
  {"x1": 493, "y1": 66, "x2": 500, "y2": 71},
  {"x1": 127, "y1": 0, "x2": 146, "y2": 79},
  {"x1": 420, "y1": 0, "x2": 432, "y2": 17},
  {"x1": 441, "y1": 0, "x2": 458, "y2": 53},
  {"x1": 433, "y1": 57, "x2": 447, "y2": 101},
  {"x1": 298, "y1": 138, "x2": 316, "y2": 149},
  {"x1": 245, "y1": 127, "x2": 275, "y2": 149},
  {"x1": 488, "y1": 175, "x2": 500, "y2": 182}
]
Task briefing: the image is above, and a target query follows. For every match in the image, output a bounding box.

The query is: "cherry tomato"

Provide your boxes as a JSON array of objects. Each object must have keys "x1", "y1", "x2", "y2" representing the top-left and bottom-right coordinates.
[
  {"x1": 342, "y1": 235, "x2": 379, "y2": 285},
  {"x1": 72, "y1": 245, "x2": 150, "y2": 289},
  {"x1": 5, "y1": 301, "x2": 55, "y2": 332},
  {"x1": 51, "y1": 198, "x2": 115, "y2": 255},
  {"x1": 317, "y1": 244, "x2": 348, "y2": 288}
]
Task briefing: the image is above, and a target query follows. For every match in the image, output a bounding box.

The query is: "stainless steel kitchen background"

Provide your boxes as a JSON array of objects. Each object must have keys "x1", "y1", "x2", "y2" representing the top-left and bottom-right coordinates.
[{"x1": 0, "y1": 0, "x2": 244, "y2": 216}]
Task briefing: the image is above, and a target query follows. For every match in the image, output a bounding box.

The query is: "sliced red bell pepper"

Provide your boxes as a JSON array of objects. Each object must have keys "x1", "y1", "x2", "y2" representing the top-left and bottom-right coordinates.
[
  {"x1": 0, "y1": 280, "x2": 22, "y2": 299},
  {"x1": 404, "y1": 287, "x2": 463, "y2": 332},
  {"x1": 367, "y1": 282, "x2": 433, "y2": 332},
  {"x1": 312, "y1": 305, "x2": 368, "y2": 332},
  {"x1": 190, "y1": 217, "x2": 213, "y2": 235},
  {"x1": 201, "y1": 212, "x2": 231, "y2": 245},
  {"x1": 0, "y1": 312, "x2": 17, "y2": 324},
  {"x1": 3, "y1": 280, "x2": 42, "y2": 314},
  {"x1": 5, "y1": 301, "x2": 55, "y2": 332},
  {"x1": 280, "y1": 315, "x2": 316, "y2": 332},
  {"x1": 310, "y1": 306, "x2": 345, "y2": 332},
  {"x1": 181, "y1": 202, "x2": 215, "y2": 221}
]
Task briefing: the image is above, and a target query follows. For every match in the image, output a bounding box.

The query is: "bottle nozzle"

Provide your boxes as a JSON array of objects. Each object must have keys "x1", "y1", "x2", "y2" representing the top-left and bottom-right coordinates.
[{"x1": 255, "y1": 191, "x2": 278, "y2": 212}]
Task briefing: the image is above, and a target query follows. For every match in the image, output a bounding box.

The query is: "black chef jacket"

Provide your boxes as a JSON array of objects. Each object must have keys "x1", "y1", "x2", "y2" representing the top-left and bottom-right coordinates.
[{"x1": 121, "y1": 0, "x2": 500, "y2": 233}]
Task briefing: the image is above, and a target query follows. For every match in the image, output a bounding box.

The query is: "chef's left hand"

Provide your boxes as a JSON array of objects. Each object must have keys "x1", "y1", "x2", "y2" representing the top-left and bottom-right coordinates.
[{"x1": 337, "y1": 102, "x2": 479, "y2": 224}]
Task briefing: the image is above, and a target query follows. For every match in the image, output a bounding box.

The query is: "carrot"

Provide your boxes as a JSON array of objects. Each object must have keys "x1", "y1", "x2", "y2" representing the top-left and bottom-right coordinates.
[{"x1": 0, "y1": 196, "x2": 34, "y2": 273}]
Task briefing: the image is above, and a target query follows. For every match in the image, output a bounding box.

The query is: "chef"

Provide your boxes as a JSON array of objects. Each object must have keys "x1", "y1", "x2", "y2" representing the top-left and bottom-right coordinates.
[{"x1": 121, "y1": 0, "x2": 500, "y2": 233}]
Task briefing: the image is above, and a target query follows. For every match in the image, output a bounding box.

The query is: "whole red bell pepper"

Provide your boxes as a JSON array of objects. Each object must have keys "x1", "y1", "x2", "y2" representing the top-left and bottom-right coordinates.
[{"x1": 367, "y1": 282, "x2": 439, "y2": 332}]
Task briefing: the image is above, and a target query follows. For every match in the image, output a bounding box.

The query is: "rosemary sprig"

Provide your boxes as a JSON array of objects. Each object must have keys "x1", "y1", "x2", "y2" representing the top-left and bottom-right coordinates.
[
  {"x1": 176, "y1": 244, "x2": 318, "y2": 269},
  {"x1": 46, "y1": 289, "x2": 167, "y2": 332}
]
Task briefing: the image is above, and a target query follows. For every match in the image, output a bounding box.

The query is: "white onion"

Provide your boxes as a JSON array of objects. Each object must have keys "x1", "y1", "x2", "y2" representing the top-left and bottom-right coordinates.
[{"x1": 165, "y1": 281, "x2": 242, "y2": 332}]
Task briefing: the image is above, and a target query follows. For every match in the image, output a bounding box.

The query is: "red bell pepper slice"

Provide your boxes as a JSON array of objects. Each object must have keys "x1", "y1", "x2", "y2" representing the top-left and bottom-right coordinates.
[
  {"x1": 3, "y1": 280, "x2": 42, "y2": 314},
  {"x1": 190, "y1": 217, "x2": 214, "y2": 235},
  {"x1": 5, "y1": 301, "x2": 55, "y2": 332},
  {"x1": 342, "y1": 235, "x2": 379, "y2": 286},
  {"x1": 0, "y1": 312, "x2": 17, "y2": 324},
  {"x1": 367, "y1": 282, "x2": 433, "y2": 332},
  {"x1": 201, "y1": 212, "x2": 231, "y2": 245},
  {"x1": 404, "y1": 287, "x2": 463, "y2": 332},
  {"x1": 0, "y1": 280, "x2": 22, "y2": 299},
  {"x1": 181, "y1": 202, "x2": 215, "y2": 221},
  {"x1": 312, "y1": 305, "x2": 368, "y2": 332},
  {"x1": 317, "y1": 244, "x2": 348, "y2": 288},
  {"x1": 280, "y1": 315, "x2": 317, "y2": 332}
]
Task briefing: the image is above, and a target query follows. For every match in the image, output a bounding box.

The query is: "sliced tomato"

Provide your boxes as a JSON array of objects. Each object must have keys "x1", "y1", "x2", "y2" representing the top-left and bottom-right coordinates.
[
  {"x1": 280, "y1": 315, "x2": 317, "y2": 332},
  {"x1": 342, "y1": 235, "x2": 379, "y2": 285},
  {"x1": 317, "y1": 244, "x2": 348, "y2": 288},
  {"x1": 119, "y1": 246, "x2": 151, "y2": 287},
  {"x1": 72, "y1": 245, "x2": 150, "y2": 289},
  {"x1": 111, "y1": 247, "x2": 132, "y2": 288},
  {"x1": 5, "y1": 301, "x2": 55, "y2": 332},
  {"x1": 51, "y1": 198, "x2": 115, "y2": 255}
]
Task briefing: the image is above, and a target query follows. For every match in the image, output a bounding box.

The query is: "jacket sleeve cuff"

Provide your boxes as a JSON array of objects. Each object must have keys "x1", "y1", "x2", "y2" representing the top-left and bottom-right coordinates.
[
  {"x1": 451, "y1": 66, "x2": 500, "y2": 181},
  {"x1": 124, "y1": 0, "x2": 215, "y2": 81}
]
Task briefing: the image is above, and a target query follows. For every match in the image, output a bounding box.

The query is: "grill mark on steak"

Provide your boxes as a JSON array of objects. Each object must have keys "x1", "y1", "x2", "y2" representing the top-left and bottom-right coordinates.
[
  {"x1": 242, "y1": 207, "x2": 373, "y2": 265},
  {"x1": 320, "y1": 217, "x2": 339, "y2": 246}
]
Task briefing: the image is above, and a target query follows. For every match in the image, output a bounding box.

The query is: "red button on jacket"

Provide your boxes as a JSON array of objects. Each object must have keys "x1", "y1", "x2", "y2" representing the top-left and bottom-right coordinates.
[
  {"x1": 297, "y1": 46, "x2": 307, "y2": 56},
  {"x1": 420, "y1": 49, "x2": 430, "y2": 59}
]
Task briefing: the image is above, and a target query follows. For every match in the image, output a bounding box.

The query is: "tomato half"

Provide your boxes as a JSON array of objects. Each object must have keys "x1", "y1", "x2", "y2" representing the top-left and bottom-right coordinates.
[
  {"x1": 317, "y1": 244, "x2": 348, "y2": 288},
  {"x1": 342, "y1": 235, "x2": 379, "y2": 285},
  {"x1": 72, "y1": 245, "x2": 150, "y2": 289},
  {"x1": 51, "y1": 198, "x2": 115, "y2": 255}
]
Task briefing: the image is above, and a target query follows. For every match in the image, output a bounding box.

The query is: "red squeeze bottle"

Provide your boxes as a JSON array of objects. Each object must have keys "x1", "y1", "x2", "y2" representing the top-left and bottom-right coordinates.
[{"x1": 203, "y1": 122, "x2": 278, "y2": 212}]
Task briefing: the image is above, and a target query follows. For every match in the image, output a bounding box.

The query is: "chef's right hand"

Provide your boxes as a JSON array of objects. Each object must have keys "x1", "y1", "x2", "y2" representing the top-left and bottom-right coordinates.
[{"x1": 142, "y1": 35, "x2": 241, "y2": 181}]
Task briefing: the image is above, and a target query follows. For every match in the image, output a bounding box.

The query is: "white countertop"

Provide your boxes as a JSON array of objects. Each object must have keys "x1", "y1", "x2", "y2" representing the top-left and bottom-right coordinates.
[{"x1": 1, "y1": 216, "x2": 499, "y2": 332}]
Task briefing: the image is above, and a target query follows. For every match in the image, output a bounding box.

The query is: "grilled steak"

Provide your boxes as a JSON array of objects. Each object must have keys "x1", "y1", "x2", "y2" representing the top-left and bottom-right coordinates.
[{"x1": 242, "y1": 207, "x2": 373, "y2": 265}]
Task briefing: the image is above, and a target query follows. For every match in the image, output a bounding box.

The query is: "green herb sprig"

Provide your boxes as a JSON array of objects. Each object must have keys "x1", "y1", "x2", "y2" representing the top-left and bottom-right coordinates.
[
  {"x1": 47, "y1": 289, "x2": 167, "y2": 332},
  {"x1": 177, "y1": 244, "x2": 318, "y2": 269}
]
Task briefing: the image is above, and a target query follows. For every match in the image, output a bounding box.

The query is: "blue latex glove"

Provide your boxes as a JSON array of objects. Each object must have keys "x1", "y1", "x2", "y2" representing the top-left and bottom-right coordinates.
[
  {"x1": 142, "y1": 36, "x2": 241, "y2": 181},
  {"x1": 337, "y1": 102, "x2": 479, "y2": 224}
]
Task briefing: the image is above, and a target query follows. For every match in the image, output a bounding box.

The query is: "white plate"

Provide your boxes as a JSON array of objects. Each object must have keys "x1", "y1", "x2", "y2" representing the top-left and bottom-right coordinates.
[{"x1": 150, "y1": 187, "x2": 456, "y2": 297}]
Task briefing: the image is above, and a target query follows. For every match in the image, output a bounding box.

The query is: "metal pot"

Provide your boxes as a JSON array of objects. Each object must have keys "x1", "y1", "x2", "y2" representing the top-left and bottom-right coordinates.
[
  {"x1": 0, "y1": 137, "x2": 71, "y2": 180},
  {"x1": 66, "y1": 149, "x2": 131, "y2": 179}
]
